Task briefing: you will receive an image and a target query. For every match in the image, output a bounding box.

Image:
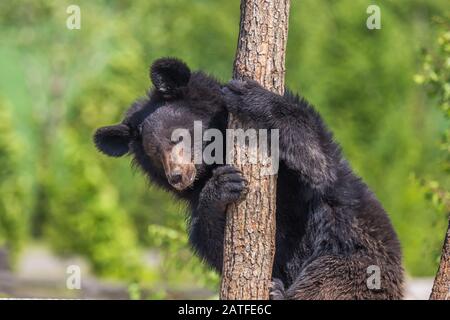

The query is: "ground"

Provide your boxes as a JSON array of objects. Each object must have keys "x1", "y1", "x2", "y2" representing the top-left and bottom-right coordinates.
[{"x1": 0, "y1": 246, "x2": 434, "y2": 299}]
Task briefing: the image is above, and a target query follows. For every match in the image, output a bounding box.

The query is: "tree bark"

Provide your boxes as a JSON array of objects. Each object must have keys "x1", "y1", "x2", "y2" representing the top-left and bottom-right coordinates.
[
  {"x1": 430, "y1": 217, "x2": 450, "y2": 300},
  {"x1": 220, "y1": 0, "x2": 290, "y2": 300}
]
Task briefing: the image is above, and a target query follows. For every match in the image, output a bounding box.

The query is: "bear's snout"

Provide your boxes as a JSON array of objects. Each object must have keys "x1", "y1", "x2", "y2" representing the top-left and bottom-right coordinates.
[
  {"x1": 168, "y1": 171, "x2": 183, "y2": 185},
  {"x1": 160, "y1": 144, "x2": 196, "y2": 191}
]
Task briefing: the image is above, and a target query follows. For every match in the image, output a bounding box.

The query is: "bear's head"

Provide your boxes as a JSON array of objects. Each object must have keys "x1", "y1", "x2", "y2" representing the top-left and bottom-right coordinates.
[{"x1": 94, "y1": 58, "x2": 227, "y2": 191}]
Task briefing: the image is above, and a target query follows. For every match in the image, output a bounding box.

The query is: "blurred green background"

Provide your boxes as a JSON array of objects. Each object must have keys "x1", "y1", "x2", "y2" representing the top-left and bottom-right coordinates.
[{"x1": 0, "y1": 0, "x2": 448, "y2": 299}]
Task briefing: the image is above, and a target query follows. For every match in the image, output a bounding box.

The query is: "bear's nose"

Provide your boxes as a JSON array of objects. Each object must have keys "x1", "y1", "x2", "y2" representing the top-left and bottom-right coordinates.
[{"x1": 169, "y1": 172, "x2": 183, "y2": 185}]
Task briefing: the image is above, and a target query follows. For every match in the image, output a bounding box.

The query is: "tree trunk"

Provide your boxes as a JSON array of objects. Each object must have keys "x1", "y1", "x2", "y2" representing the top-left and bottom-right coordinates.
[
  {"x1": 220, "y1": 0, "x2": 290, "y2": 300},
  {"x1": 430, "y1": 217, "x2": 450, "y2": 300}
]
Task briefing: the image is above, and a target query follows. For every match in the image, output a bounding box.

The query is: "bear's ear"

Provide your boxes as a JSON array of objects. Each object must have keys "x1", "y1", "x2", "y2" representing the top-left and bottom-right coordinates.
[
  {"x1": 93, "y1": 124, "x2": 131, "y2": 157},
  {"x1": 150, "y1": 57, "x2": 191, "y2": 97}
]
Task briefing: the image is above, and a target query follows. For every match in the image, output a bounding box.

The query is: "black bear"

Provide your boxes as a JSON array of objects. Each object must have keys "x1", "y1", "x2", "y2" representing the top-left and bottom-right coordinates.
[{"x1": 94, "y1": 57, "x2": 404, "y2": 299}]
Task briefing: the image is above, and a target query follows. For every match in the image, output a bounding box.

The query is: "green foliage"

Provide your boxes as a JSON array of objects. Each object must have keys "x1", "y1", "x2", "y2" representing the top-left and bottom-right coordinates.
[
  {"x1": 0, "y1": 99, "x2": 31, "y2": 263},
  {"x1": 415, "y1": 24, "x2": 450, "y2": 171},
  {"x1": 414, "y1": 23, "x2": 450, "y2": 268},
  {"x1": 0, "y1": 1, "x2": 449, "y2": 296},
  {"x1": 148, "y1": 223, "x2": 219, "y2": 292}
]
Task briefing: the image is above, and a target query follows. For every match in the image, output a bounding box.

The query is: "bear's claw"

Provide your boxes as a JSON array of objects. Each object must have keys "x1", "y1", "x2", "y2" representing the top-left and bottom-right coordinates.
[{"x1": 269, "y1": 278, "x2": 286, "y2": 300}]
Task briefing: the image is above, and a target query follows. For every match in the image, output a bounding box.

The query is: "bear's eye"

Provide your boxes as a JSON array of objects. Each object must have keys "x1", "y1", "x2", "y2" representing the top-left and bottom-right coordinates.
[{"x1": 171, "y1": 135, "x2": 183, "y2": 145}]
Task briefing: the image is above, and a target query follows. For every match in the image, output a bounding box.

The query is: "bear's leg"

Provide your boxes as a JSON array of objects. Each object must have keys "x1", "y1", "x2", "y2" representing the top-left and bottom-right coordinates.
[
  {"x1": 271, "y1": 203, "x2": 403, "y2": 300},
  {"x1": 189, "y1": 165, "x2": 247, "y2": 272},
  {"x1": 222, "y1": 80, "x2": 337, "y2": 191},
  {"x1": 271, "y1": 254, "x2": 403, "y2": 300}
]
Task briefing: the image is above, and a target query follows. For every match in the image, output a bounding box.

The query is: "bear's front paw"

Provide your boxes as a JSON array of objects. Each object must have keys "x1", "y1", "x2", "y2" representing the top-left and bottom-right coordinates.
[
  {"x1": 221, "y1": 80, "x2": 257, "y2": 115},
  {"x1": 221, "y1": 80, "x2": 270, "y2": 126},
  {"x1": 221, "y1": 86, "x2": 243, "y2": 116},
  {"x1": 226, "y1": 79, "x2": 252, "y2": 94},
  {"x1": 269, "y1": 278, "x2": 286, "y2": 300},
  {"x1": 211, "y1": 165, "x2": 248, "y2": 206}
]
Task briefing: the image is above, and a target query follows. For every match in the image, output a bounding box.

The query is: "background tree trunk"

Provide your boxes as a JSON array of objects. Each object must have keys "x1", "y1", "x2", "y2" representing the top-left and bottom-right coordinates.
[
  {"x1": 430, "y1": 218, "x2": 450, "y2": 300},
  {"x1": 220, "y1": 0, "x2": 290, "y2": 300}
]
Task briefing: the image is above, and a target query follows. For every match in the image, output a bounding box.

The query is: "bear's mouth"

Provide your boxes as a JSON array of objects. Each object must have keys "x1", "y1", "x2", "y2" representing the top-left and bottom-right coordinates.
[{"x1": 168, "y1": 168, "x2": 196, "y2": 191}]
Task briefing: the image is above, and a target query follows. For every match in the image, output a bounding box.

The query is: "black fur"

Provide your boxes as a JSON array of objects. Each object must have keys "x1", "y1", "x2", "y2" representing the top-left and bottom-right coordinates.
[
  {"x1": 94, "y1": 58, "x2": 404, "y2": 299},
  {"x1": 150, "y1": 57, "x2": 191, "y2": 99}
]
